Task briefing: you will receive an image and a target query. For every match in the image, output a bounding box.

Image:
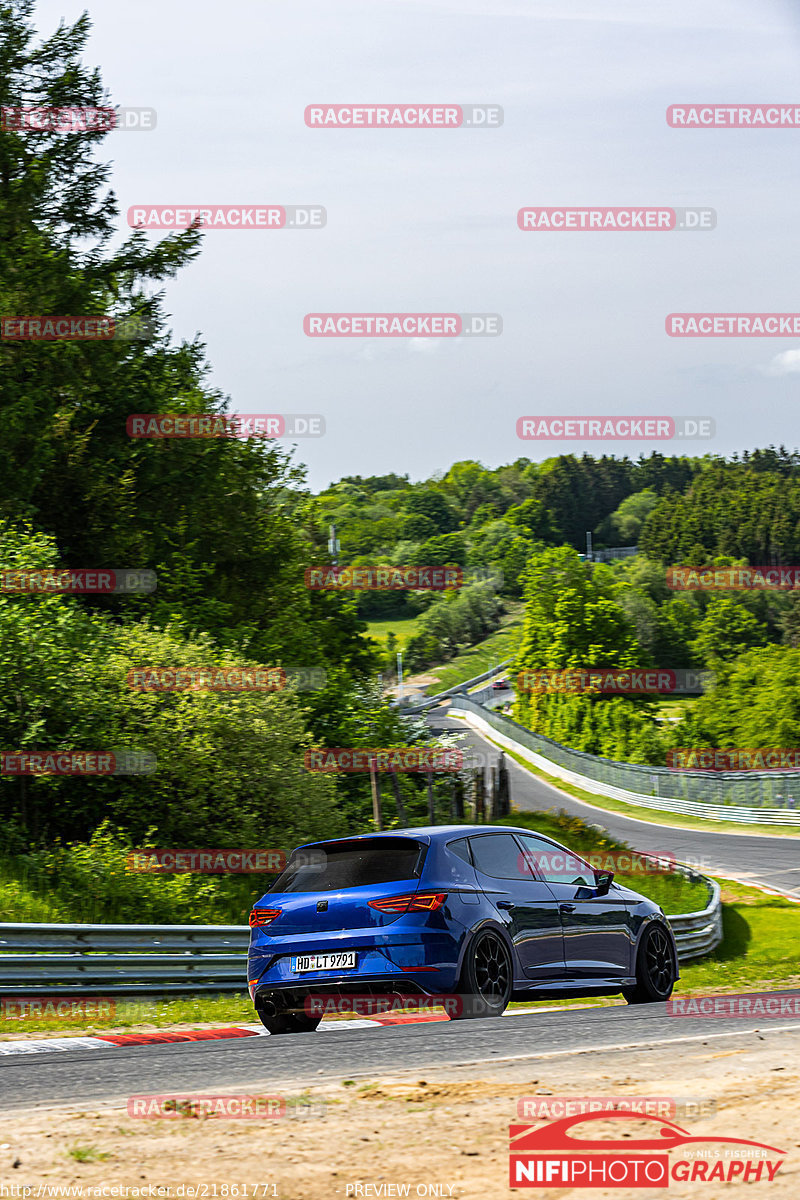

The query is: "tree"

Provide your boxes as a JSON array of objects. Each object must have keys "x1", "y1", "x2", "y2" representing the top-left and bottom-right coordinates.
[
  {"x1": 403, "y1": 490, "x2": 458, "y2": 533},
  {"x1": 0, "y1": 1, "x2": 371, "y2": 679},
  {"x1": 0, "y1": 529, "x2": 342, "y2": 848},
  {"x1": 672, "y1": 645, "x2": 800, "y2": 750},
  {"x1": 513, "y1": 547, "x2": 657, "y2": 754},
  {"x1": 515, "y1": 547, "x2": 641, "y2": 672},
  {"x1": 690, "y1": 596, "x2": 768, "y2": 665},
  {"x1": 605, "y1": 489, "x2": 658, "y2": 544}
]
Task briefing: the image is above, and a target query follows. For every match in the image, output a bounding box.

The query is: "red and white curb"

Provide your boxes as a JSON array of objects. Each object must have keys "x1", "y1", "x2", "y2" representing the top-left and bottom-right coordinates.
[{"x1": 0, "y1": 1007, "x2": 547, "y2": 1056}]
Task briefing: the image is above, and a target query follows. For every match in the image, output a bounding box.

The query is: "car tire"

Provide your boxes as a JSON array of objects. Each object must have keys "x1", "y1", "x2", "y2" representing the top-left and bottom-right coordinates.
[
  {"x1": 255, "y1": 1004, "x2": 322, "y2": 1035},
  {"x1": 622, "y1": 922, "x2": 676, "y2": 1004},
  {"x1": 451, "y1": 928, "x2": 513, "y2": 1019}
]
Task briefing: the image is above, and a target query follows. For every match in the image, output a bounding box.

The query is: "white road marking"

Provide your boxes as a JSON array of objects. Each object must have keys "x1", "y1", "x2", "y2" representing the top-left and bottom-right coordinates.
[{"x1": 0, "y1": 1037, "x2": 109, "y2": 1056}]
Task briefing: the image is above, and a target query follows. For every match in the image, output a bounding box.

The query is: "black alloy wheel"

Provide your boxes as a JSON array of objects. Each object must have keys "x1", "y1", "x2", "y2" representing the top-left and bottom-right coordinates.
[
  {"x1": 452, "y1": 928, "x2": 513, "y2": 1019},
  {"x1": 623, "y1": 922, "x2": 676, "y2": 1004}
]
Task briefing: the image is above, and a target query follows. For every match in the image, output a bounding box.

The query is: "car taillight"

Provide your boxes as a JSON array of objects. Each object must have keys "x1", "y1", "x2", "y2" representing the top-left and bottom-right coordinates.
[
  {"x1": 249, "y1": 907, "x2": 281, "y2": 927},
  {"x1": 368, "y1": 892, "x2": 447, "y2": 913}
]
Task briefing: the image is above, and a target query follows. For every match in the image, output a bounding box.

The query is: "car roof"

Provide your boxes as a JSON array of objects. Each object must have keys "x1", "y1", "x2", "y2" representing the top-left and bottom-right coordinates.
[{"x1": 295, "y1": 825, "x2": 558, "y2": 850}]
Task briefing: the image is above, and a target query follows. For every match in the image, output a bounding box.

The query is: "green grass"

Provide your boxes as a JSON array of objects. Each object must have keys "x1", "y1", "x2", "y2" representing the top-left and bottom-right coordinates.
[
  {"x1": 67, "y1": 1146, "x2": 110, "y2": 1163},
  {"x1": 653, "y1": 698, "x2": 697, "y2": 721},
  {"x1": 0, "y1": 848, "x2": 261, "y2": 925},
  {"x1": 0, "y1": 992, "x2": 258, "y2": 1037},
  {"x1": 428, "y1": 606, "x2": 524, "y2": 692},
  {"x1": 365, "y1": 616, "x2": 424, "y2": 653},
  {"x1": 451, "y1": 717, "x2": 800, "y2": 837},
  {"x1": 677, "y1": 878, "x2": 800, "y2": 993}
]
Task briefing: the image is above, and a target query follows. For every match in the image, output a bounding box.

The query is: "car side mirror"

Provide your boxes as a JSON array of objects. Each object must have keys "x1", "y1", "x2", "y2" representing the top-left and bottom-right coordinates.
[{"x1": 594, "y1": 870, "x2": 614, "y2": 896}]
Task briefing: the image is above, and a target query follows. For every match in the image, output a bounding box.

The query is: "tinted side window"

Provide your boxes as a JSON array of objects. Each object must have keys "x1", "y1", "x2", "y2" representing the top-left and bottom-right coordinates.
[
  {"x1": 447, "y1": 838, "x2": 473, "y2": 865},
  {"x1": 469, "y1": 833, "x2": 529, "y2": 880},
  {"x1": 517, "y1": 834, "x2": 594, "y2": 887}
]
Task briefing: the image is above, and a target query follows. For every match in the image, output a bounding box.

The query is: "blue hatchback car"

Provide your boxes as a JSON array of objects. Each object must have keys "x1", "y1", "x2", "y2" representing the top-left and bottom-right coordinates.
[{"x1": 247, "y1": 825, "x2": 678, "y2": 1033}]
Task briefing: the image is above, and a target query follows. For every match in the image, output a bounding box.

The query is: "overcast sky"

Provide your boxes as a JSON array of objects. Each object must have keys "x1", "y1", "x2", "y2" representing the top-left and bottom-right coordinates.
[{"x1": 33, "y1": 0, "x2": 800, "y2": 489}]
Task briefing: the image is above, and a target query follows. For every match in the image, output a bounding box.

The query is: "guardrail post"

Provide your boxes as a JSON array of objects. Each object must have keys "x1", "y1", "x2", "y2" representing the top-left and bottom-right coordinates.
[
  {"x1": 489, "y1": 762, "x2": 501, "y2": 821},
  {"x1": 498, "y1": 752, "x2": 511, "y2": 817},
  {"x1": 453, "y1": 776, "x2": 465, "y2": 821},
  {"x1": 474, "y1": 769, "x2": 486, "y2": 823}
]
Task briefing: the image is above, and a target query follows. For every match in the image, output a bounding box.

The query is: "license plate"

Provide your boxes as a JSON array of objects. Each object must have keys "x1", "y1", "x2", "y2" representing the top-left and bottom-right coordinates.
[{"x1": 291, "y1": 951, "x2": 357, "y2": 973}]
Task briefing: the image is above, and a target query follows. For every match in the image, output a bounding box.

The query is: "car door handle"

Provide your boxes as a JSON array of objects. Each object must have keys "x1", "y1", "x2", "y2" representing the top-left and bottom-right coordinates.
[
  {"x1": 496, "y1": 900, "x2": 514, "y2": 909},
  {"x1": 559, "y1": 903, "x2": 576, "y2": 913}
]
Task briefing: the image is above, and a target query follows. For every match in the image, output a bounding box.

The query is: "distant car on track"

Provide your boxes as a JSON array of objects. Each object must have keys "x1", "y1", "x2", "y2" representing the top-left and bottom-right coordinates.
[
  {"x1": 491, "y1": 677, "x2": 510, "y2": 690},
  {"x1": 247, "y1": 825, "x2": 678, "y2": 1034}
]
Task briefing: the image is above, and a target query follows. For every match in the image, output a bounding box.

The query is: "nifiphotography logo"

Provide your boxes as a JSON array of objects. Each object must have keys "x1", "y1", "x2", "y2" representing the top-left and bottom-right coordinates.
[{"x1": 509, "y1": 1109, "x2": 786, "y2": 1188}]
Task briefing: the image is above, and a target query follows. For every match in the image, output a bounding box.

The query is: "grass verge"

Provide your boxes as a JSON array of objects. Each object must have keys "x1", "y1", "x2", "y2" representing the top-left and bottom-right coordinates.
[
  {"x1": 364, "y1": 616, "x2": 423, "y2": 652},
  {"x1": 428, "y1": 606, "x2": 524, "y2": 693}
]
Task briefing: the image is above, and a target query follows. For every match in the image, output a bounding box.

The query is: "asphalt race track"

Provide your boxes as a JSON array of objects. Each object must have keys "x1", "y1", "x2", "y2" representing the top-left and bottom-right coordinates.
[
  {"x1": 3, "y1": 1002, "x2": 800, "y2": 1112},
  {"x1": 430, "y1": 710, "x2": 800, "y2": 899}
]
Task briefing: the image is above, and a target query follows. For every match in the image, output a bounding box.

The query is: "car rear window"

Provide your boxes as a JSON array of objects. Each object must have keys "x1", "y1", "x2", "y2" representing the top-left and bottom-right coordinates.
[{"x1": 266, "y1": 838, "x2": 426, "y2": 893}]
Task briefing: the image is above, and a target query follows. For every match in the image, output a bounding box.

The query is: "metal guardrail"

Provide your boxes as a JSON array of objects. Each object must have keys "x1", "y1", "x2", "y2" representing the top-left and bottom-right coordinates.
[
  {"x1": 452, "y1": 696, "x2": 800, "y2": 822},
  {"x1": 669, "y1": 875, "x2": 723, "y2": 963},
  {"x1": 0, "y1": 874, "x2": 723, "y2": 995},
  {"x1": 400, "y1": 660, "x2": 512, "y2": 715},
  {"x1": 592, "y1": 545, "x2": 639, "y2": 562},
  {"x1": 0, "y1": 923, "x2": 249, "y2": 995}
]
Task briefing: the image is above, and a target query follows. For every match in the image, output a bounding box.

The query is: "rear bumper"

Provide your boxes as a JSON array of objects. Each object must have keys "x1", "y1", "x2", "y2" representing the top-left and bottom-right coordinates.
[
  {"x1": 253, "y1": 976, "x2": 443, "y2": 1015},
  {"x1": 247, "y1": 927, "x2": 462, "y2": 1000}
]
